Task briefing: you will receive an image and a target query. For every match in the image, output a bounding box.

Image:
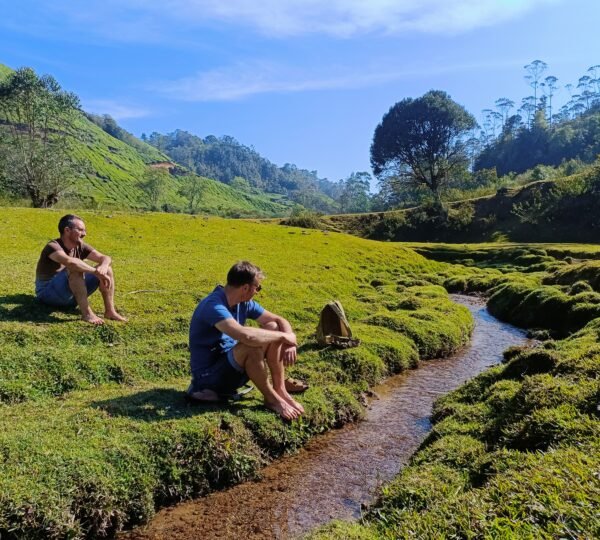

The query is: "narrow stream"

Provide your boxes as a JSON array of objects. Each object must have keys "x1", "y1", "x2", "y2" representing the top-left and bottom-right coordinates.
[{"x1": 125, "y1": 295, "x2": 530, "y2": 540}]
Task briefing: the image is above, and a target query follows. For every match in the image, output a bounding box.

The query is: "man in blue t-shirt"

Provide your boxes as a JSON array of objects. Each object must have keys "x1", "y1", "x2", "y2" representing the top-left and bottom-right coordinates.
[{"x1": 188, "y1": 261, "x2": 304, "y2": 420}]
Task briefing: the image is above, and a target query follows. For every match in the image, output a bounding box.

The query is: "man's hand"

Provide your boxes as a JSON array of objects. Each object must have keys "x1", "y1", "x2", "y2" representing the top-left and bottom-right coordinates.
[
  {"x1": 94, "y1": 268, "x2": 111, "y2": 288},
  {"x1": 281, "y1": 332, "x2": 297, "y2": 347},
  {"x1": 282, "y1": 344, "x2": 297, "y2": 367},
  {"x1": 95, "y1": 262, "x2": 110, "y2": 277}
]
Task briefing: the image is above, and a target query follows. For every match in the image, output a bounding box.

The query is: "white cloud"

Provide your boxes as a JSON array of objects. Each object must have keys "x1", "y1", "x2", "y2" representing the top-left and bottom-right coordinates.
[
  {"x1": 152, "y1": 58, "x2": 517, "y2": 101},
  {"x1": 45, "y1": 0, "x2": 560, "y2": 39},
  {"x1": 181, "y1": 0, "x2": 558, "y2": 37},
  {"x1": 82, "y1": 99, "x2": 151, "y2": 120},
  {"x1": 153, "y1": 60, "x2": 391, "y2": 101}
]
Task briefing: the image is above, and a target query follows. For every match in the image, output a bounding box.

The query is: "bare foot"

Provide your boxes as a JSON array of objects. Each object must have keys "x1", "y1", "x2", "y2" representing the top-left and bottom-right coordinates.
[
  {"x1": 82, "y1": 313, "x2": 104, "y2": 325},
  {"x1": 188, "y1": 389, "x2": 220, "y2": 402},
  {"x1": 264, "y1": 399, "x2": 300, "y2": 420},
  {"x1": 284, "y1": 395, "x2": 305, "y2": 414},
  {"x1": 276, "y1": 388, "x2": 305, "y2": 414},
  {"x1": 104, "y1": 311, "x2": 128, "y2": 322}
]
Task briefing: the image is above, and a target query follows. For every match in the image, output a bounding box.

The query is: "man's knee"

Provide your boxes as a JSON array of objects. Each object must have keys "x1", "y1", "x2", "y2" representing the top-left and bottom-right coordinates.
[
  {"x1": 234, "y1": 344, "x2": 266, "y2": 369},
  {"x1": 67, "y1": 271, "x2": 85, "y2": 285},
  {"x1": 262, "y1": 321, "x2": 278, "y2": 331}
]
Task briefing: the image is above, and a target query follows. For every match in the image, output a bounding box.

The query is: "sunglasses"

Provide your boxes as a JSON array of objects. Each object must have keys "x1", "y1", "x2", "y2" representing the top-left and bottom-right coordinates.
[{"x1": 252, "y1": 283, "x2": 262, "y2": 292}]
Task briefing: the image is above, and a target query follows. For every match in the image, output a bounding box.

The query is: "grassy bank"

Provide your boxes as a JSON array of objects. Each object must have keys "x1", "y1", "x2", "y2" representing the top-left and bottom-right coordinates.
[
  {"x1": 320, "y1": 162, "x2": 600, "y2": 243},
  {"x1": 311, "y1": 243, "x2": 600, "y2": 540},
  {"x1": 0, "y1": 208, "x2": 474, "y2": 537}
]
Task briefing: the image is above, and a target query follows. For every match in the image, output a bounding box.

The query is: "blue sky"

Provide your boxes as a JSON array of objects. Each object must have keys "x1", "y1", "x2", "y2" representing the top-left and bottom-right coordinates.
[{"x1": 1, "y1": 0, "x2": 599, "y2": 187}]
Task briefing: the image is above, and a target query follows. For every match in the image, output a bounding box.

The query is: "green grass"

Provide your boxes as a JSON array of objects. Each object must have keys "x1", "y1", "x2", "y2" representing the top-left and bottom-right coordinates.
[
  {"x1": 310, "y1": 242, "x2": 600, "y2": 540},
  {"x1": 0, "y1": 208, "x2": 475, "y2": 537}
]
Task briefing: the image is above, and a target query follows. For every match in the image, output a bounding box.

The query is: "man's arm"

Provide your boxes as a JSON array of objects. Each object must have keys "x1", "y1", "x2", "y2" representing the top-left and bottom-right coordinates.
[
  {"x1": 215, "y1": 317, "x2": 296, "y2": 348},
  {"x1": 257, "y1": 310, "x2": 293, "y2": 332},
  {"x1": 87, "y1": 249, "x2": 112, "y2": 277},
  {"x1": 48, "y1": 250, "x2": 110, "y2": 287},
  {"x1": 257, "y1": 310, "x2": 297, "y2": 365}
]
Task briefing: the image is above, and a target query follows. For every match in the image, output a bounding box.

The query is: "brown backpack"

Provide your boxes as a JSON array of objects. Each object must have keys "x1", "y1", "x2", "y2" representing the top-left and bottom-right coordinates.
[{"x1": 316, "y1": 300, "x2": 360, "y2": 348}]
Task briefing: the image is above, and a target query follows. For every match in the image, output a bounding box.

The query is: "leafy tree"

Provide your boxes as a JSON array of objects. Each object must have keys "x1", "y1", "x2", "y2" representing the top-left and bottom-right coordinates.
[
  {"x1": 495, "y1": 98, "x2": 515, "y2": 125},
  {"x1": 138, "y1": 167, "x2": 169, "y2": 210},
  {"x1": 541, "y1": 75, "x2": 559, "y2": 124},
  {"x1": 178, "y1": 174, "x2": 207, "y2": 213},
  {"x1": 0, "y1": 67, "x2": 80, "y2": 207},
  {"x1": 524, "y1": 60, "x2": 547, "y2": 112},
  {"x1": 339, "y1": 171, "x2": 371, "y2": 213},
  {"x1": 519, "y1": 95, "x2": 536, "y2": 127},
  {"x1": 371, "y1": 90, "x2": 477, "y2": 208}
]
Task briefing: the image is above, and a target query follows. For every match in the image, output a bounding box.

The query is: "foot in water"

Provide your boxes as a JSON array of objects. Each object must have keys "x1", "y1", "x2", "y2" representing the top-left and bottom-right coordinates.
[{"x1": 104, "y1": 310, "x2": 128, "y2": 322}]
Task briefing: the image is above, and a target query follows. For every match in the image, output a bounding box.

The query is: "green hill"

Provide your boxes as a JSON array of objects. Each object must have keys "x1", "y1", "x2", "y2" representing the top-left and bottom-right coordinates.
[
  {"x1": 317, "y1": 162, "x2": 600, "y2": 243},
  {"x1": 145, "y1": 130, "x2": 340, "y2": 213},
  {"x1": 0, "y1": 63, "x2": 293, "y2": 217}
]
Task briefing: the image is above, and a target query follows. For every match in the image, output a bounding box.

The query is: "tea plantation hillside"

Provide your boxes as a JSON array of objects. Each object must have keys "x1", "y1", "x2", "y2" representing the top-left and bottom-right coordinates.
[
  {"x1": 0, "y1": 64, "x2": 292, "y2": 217},
  {"x1": 0, "y1": 208, "x2": 475, "y2": 537}
]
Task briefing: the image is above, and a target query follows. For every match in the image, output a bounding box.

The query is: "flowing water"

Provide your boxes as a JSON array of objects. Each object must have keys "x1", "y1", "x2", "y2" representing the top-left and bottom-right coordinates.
[{"x1": 124, "y1": 295, "x2": 530, "y2": 540}]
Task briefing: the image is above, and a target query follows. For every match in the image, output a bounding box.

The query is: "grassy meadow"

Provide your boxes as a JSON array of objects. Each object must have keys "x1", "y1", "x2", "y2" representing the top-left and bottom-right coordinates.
[
  {"x1": 0, "y1": 207, "x2": 474, "y2": 538},
  {"x1": 2, "y1": 207, "x2": 598, "y2": 538},
  {"x1": 311, "y1": 243, "x2": 600, "y2": 540}
]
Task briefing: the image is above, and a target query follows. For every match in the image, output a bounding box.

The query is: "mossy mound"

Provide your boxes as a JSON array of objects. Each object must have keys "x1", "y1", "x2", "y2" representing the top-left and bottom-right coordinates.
[
  {"x1": 543, "y1": 260, "x2": 600, "y2": 291},
  {"x1": 310, "y1": 241, "x2": 600, "y2": 540}
]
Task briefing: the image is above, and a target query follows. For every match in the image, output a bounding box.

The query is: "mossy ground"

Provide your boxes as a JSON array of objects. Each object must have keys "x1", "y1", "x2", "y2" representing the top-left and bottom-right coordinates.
[
  {"x1": 0, "y1": 208, "x2": 474, "y2": 538},
  {"x1": 311, "y1": 242, "x2": 600, "y2": 540}
]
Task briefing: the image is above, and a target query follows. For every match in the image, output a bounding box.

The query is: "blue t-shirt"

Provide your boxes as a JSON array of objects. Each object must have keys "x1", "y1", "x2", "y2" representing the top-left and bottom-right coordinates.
[{"x1": 189, "y1": 285, "x2": 265, "y2": 372}]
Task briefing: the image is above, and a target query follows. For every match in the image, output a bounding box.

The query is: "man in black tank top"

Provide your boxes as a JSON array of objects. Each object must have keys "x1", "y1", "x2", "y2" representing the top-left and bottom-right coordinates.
[{"x1": 35, "y1": 214, "x2": 127, "y2": 325}]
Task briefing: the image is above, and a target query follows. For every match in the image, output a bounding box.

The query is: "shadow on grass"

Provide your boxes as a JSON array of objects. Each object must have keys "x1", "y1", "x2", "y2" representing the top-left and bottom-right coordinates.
[
  {"x1": 298, "y1": 341, "x2": 321, "y2": 354},
  {"x1": 91, "y1": 388, "x2": 252, "y2": 422},
  {"x1": 0, "y1": 293, "x2": 73, "y2": 323}
]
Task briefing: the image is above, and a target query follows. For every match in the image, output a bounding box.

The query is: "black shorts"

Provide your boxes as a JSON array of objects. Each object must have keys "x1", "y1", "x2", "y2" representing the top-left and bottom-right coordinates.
[{"x1": 190, "y1": 349, "x2": 249, "y2": 395}]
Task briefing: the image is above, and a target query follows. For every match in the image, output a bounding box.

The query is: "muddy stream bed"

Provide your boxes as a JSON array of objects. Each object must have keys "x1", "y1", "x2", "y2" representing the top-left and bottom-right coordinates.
[{"x1": 124, "y1": 295, "x2": 531, "y2": 540}]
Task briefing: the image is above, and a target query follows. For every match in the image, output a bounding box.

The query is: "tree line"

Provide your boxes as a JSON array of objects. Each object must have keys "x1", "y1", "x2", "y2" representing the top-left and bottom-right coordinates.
[
  {"x1": 142, "y1": 130, "x2": 343, "y2": 213},
  {"x1": 2, "y1": 61, "x2": 598, "y2": 215},
  {"x1": 370, "y1": 60, "x2": 600, "y2": 211},
  {"x1": 474, "y1": 61, "x2": 600, "y2": 175}
]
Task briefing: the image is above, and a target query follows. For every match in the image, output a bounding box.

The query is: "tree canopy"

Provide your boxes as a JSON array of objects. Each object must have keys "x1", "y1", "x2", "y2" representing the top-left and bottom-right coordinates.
[
  {"x1": 370, "y1": 90, "x2": 476, "y2": 207},
  {"x1": 0, "y1": 67, "x2": 80, "y2": 207},
  {"x1": 144, "y1": 130, "x2": 339, "y2": 213}
]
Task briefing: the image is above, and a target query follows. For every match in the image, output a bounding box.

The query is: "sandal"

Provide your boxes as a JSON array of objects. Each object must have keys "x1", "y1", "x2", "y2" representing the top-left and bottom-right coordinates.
[{"x1": 284, "y1": 377, "x2": 309, "y2": 393}]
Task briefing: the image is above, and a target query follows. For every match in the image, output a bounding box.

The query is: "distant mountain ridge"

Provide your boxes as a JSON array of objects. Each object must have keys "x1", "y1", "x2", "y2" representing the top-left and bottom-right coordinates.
[{"x1": 144, "y1": 130, "x2": 339, "y2": 213}]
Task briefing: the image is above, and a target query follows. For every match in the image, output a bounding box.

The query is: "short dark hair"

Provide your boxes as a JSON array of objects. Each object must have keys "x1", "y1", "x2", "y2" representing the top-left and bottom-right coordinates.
[
  {"x1": 226, "y1": 261, "x2": 265, "y2": 287},
  {"x1": 58, "y1": 214, "x2": 83, "y2": 235}
]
